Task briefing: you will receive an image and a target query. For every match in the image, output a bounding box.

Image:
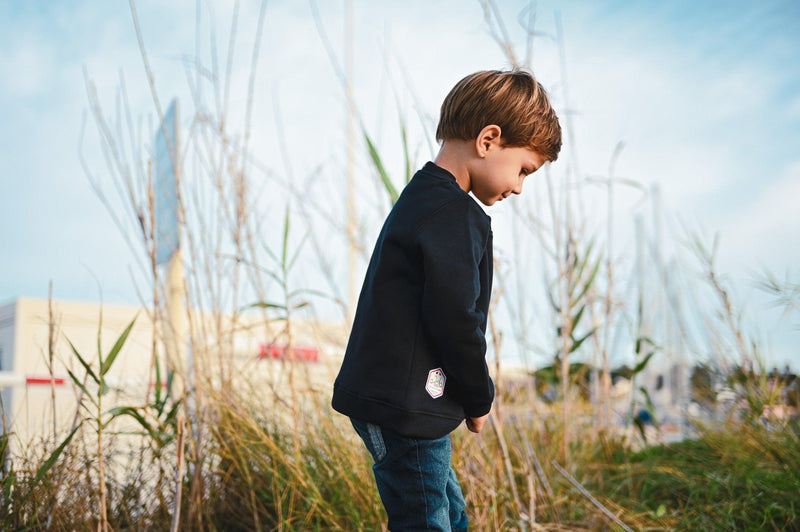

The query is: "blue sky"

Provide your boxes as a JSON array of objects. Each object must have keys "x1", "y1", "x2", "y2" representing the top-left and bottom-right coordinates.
[{"x1": 1, "y1": 0, "x2": 798, "y2": 368}]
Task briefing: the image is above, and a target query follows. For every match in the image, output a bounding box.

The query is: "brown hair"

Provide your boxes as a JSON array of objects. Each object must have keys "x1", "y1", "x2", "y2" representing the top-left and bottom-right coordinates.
[{"x1": 436, "y1": 69, "x2": 562, "y2": 161}]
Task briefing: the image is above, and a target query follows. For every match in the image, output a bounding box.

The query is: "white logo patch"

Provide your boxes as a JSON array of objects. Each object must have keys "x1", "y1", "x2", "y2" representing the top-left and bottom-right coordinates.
[{"x1": 425, "y1": 368, "x2": 446, "y2": 399}]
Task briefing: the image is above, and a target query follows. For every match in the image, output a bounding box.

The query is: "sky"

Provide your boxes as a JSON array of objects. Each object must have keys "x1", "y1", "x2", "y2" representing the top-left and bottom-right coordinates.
[{"x1": 1, "y1": 0, "x2": 798, "y2": 370}]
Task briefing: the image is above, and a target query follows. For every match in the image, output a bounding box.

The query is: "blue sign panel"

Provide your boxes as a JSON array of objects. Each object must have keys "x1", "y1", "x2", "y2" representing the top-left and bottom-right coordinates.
[{"x1": 154, "y1": 100, "x2": 179, "y2": 265}]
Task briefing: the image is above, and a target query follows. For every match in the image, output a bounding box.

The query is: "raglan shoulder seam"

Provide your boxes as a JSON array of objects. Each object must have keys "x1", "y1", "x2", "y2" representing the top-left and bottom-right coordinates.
[{"x1": 413, "y1": 194, "x2": 490, "y2": 237}]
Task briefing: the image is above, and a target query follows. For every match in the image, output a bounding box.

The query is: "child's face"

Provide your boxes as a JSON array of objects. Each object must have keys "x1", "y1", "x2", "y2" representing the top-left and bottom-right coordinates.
[{"x1": 470, "y1": 145, "x2": 547, "y2": 206}]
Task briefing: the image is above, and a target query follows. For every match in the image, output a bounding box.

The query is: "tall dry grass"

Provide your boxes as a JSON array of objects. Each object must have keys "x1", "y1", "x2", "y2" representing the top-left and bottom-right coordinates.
[
  {"x1": 6, "y1": 371, "x2": 796, "y2": 530},
  {"x1": 2, "y1": 1, "x2": 799, "y2": 530}
]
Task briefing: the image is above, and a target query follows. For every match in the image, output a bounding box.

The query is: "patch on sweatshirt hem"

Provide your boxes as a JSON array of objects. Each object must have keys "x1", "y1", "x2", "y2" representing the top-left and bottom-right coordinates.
[{"x1": 425, "y1": 368, "x2": 446, "y2": 399}]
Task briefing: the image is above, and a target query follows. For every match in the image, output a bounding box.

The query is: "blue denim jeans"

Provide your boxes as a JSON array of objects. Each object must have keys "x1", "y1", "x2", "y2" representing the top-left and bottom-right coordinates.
[{"x1": 351, "y1": 419, "x2": 469, "y2": 531}]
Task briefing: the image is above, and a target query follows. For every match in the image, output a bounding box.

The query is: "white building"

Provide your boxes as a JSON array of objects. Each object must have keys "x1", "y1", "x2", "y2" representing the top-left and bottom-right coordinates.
[{"x1": 0, "y1": 297, "x2": 347, "y2": 456}]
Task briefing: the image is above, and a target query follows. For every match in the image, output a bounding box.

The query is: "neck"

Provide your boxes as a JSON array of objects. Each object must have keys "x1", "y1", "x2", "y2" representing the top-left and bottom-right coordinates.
[{"x1": 433, "y1": 140, "x2": 472, "y2": 193}]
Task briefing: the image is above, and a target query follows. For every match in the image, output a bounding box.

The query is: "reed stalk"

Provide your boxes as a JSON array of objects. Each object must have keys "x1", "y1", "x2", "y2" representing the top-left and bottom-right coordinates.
[{"x1": 5, "y1": 2, "x2": 792, "y2": 531}]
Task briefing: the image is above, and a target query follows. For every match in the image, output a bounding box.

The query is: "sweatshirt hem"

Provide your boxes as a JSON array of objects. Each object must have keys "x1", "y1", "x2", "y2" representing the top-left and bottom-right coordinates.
[{"x1": 332, "y1": 384, "x2": 464, "y2": 440}]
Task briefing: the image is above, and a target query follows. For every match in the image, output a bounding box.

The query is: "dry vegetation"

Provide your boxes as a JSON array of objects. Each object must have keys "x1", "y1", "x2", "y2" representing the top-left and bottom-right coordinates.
[
  {"x1": 2, "y1": 1, "x2": 799, "y2": 530},
  {"x1": 3, "y1": 379, "x2": 798, "y2": 530}
]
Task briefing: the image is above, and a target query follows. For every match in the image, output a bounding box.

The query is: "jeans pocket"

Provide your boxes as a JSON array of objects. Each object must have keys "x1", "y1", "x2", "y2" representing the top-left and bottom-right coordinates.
[
  {"x1": 365, "y1": 423, "x2": 387, "y2": 462},
  {"x1": 352, "y1": 419, "x2": 389, "y2": 463}
]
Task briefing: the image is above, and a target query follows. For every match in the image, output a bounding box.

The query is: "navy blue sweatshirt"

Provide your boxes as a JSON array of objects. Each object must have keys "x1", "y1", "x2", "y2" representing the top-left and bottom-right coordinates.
[{"x1": 332, "y1": 162, "x2": 495, "y2": 439}]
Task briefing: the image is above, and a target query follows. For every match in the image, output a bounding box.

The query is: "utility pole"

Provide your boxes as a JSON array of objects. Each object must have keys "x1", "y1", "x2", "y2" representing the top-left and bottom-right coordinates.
[{"x1": 155, "y1": 99, "x2": 185, "y2": 400}]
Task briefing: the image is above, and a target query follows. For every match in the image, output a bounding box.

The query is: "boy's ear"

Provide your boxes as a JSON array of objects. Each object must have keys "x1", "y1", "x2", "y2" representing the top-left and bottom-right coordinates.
[{"x1": 475, "y1": 125, "x2": 502, "y2": 157}]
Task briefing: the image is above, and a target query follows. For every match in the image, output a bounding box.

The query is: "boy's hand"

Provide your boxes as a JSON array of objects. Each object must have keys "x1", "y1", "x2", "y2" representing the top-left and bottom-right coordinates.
[{"x1": 466, "y1": 413, "x2": 490, "y2": 434}]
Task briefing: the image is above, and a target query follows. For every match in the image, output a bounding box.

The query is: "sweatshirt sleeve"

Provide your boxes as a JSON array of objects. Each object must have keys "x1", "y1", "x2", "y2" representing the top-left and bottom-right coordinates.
[{"x1": 417, "y1": 197, "x2": 494, "y2": 417}]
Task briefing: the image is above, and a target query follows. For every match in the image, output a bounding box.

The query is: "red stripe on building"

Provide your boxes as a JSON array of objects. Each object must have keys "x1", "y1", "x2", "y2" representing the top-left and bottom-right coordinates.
[
  {"x1": 258, "y1": 344, "x2": 319, "y2": 362},
  {"x1": 25, "y1": 376, "x2": 66, "y2": 385}
]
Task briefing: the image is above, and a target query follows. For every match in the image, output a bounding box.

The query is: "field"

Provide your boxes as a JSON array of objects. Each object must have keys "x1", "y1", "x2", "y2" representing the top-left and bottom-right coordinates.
[
  {"x1": 3, "y1": 374, "x2": 799, "y2": 530},
  {"x1": 3, "y1": 1, "x2": 799, "y2": 530}
]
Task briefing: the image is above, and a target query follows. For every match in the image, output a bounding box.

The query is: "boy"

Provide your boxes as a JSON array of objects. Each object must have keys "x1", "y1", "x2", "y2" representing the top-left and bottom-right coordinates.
[{"x1": 332, "y1": 69, "x2": 561, "y2": 531}]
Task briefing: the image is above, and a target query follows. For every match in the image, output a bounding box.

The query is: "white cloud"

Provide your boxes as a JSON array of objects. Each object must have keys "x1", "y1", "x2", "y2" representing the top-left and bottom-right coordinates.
[
  {"x1": 0, "y1": 43, "x2": 56, "y2": 98},
  {"x1": 719, "y1": 161, "x2": 800, "y2": 271}
]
